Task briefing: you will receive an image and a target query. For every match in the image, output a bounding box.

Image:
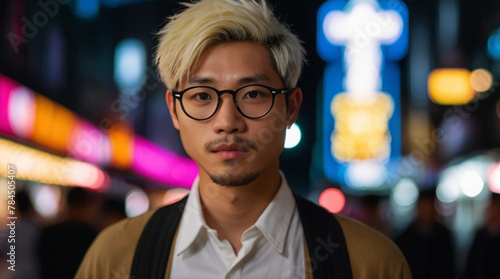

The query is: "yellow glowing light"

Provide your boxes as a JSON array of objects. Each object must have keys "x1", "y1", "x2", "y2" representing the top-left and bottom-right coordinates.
[
  {"x1": 108, "y1": 122, "x2": 134, "y2": 169},
  {"x1": 31, "y1": 94, "x2": 78, "y2": 153},
  {"x1": 68, "y1": 161, "x2": 107, "y2": 190},
  {"x1": 470, "y1": 68, "x2": 493, "y2": 93},
  {"x1": 0, "y1": 138, "x2": 107, "y2": 189},
  {"x1": 331, "y1": 92, "x2": 393, "y2": 162},
  {"x1": 428, "y1": 69, "x2": 474, "y2": 105}
]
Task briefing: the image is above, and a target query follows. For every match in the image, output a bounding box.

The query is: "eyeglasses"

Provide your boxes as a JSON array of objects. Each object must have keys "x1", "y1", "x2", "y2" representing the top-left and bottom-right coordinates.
[{"x1": 171, "y1": 84, "x2": 289, "y2": 120}]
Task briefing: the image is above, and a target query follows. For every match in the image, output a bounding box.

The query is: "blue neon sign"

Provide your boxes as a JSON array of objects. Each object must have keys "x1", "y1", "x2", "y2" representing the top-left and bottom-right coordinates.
[{"x1": 318, "y1": 0, "x2": 408, "y2": 189}]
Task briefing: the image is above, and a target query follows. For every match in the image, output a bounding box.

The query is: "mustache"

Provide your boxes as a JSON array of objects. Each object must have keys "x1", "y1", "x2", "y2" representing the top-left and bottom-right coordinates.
[{"x1": 204, "y1": 136, "x2": 258, "y2": 151}]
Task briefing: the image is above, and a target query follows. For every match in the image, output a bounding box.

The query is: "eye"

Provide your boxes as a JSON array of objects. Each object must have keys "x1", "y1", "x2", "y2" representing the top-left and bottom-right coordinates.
[
  {"x1": 193, "y1": 92, "x2": 212, "y2": 101},
  {"x1": 243, "y1": 90, "x2": 269, "y2": 99}
]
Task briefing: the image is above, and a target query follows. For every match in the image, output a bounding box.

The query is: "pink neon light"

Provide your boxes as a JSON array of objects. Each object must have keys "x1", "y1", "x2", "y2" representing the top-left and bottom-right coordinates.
[
  {"x1": 0, "y1": 74, "x2": 16, "y2": 135},
  {"x1": 68, "y1": 119, "x2": 112, "y2": 166},
  {"x1": 132, "y1": 136, "x2": 198, "y2": 189}
]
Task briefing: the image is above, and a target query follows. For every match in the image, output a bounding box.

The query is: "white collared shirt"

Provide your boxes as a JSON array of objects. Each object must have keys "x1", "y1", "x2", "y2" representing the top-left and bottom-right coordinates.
[{"x1": 170, "y1": 173, "x2": 305, "y2": 279}]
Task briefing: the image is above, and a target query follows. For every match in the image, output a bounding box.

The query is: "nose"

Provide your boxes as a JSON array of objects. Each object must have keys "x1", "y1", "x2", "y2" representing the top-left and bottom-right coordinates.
[{"x1": 211, "y1": 95, "x2": 245, "y2": 134}]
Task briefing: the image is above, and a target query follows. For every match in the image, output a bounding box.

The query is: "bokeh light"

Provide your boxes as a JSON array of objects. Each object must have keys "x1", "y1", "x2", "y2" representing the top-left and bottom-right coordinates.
[
  {"x1": 460, "y1": 170, "x2": 484, "y2": 198},
  {"x1": 488, "y1": 162, "x2": 500, "y2": 193},
  {"x1": 285, "y1": 123, "x2": 301, "y2": 149},
  {"x1": 392, "y1": 178, "x2": 419, "y2": 207},
  {"x1": 428, "y1": 68, "x2": 474, "y2": 105},
  {"x1": 470, "y1": 68, "x2": 493, "y2": 93},
  {"x1": 31, "y1": 185, "x2": 62, "y2": 218},
  {"x1": 68, "y1": 119, "x2": 112, "y2": 165},
  {"x1": 8, "y1": 86, "x2": 35, "y2": 139},
  {"x1": 75, "y1": 0, "x2": 100, "y2": 19},
  {"x1": 0, "y1": 138, "x2": 108, "y2": 190},
  {"x1": 31, "y1": 94, "x2": 78, "y2": 153},
  {"x1": 319, "y1": 188, "x2": 346, "y2": 213},
  {"x1": 164, "y1": 188, "x2": 190, "y2": 205},
  {"x1": 487, "y1": 28, "x2": 500, "y2": 60},
  {"x1": 132, "y1": 136, "x2": 198, "y2": 188},
  {"x1": 125, "y1": 189, "x2": 150, "y2": 218},
  {"x1": 68, "y1": 161, "x2": 107, "y2": 190},
  {"x1": 114, "y1": 38, "x2": 146, "y2": 95},
  {"x1": 345, "y1": 161, "x2": 387, "y2": 188},
  {"x1": 437, "y1": 179, "x2": 460, "y2": 203}
]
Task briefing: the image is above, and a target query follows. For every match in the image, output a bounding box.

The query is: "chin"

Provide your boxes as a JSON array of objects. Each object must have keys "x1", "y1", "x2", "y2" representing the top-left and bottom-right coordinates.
[{"x1": 209, "y1": 170, "x2": 259, "y2": 187}]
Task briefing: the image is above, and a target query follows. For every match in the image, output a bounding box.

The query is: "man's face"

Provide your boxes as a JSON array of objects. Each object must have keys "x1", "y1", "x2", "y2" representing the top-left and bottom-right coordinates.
[{"x1": 166, "y1": 42, "x2": 301, "y2": 187}]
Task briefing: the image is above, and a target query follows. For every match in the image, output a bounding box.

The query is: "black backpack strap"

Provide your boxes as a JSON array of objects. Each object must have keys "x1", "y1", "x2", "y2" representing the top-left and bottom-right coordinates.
[
  {"x1": 130, "y1": 195, "x2": 188, "y2": 279},
  {"x1": 130, "y1": 193, "x2": 351, "y2": 279},
  {"x1": 295, "y1": 194, "x2": 353, "y2": 279}
]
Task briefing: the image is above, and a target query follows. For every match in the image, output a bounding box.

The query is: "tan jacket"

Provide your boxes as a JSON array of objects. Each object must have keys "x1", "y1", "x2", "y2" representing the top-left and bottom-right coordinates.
[{"x1": 76, "y1": 210, "x2": 411, "y2": 279}]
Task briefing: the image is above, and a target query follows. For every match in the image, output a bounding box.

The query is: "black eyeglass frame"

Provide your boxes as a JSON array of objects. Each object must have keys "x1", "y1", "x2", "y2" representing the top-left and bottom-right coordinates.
[{"x1": 171, "y1": 84, "x2": 289, "y2": 120}]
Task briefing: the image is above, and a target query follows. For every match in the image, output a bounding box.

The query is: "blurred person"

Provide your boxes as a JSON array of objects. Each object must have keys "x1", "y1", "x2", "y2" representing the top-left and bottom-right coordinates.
[
  {"x1": 76, "y1": 0, "x2": 411, "y2": 278},
  {"x1": 0, "y1": 190, "x2": 41, "y2": 279},
  {"x1": 395, "y1": 189, "x2": 455, "y2": 278},
  {"x1": 464, "y1": 193, "x2": 500, "y2": 279},
  {"x1": 358, "y1": 194, "x2": 391, "y2": 236},
  {"x1": 100, "y1": 197, "x2": 126, "y2": 230},
  {"x1": 39, "y1": 187, "x2": 98, "y2": 279}
]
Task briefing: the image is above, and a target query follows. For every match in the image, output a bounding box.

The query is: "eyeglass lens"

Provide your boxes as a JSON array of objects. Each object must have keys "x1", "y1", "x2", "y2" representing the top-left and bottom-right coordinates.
[{"x1": 181, "y1": 85, "x2": 275, "y2": 119}]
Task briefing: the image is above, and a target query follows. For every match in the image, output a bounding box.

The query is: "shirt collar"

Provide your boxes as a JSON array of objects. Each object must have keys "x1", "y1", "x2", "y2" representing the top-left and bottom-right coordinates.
[
  {"x1": 175, "y1": 176, "x2": 206, "y2": 256},
  {"x1": 254, "y1": 172, "x2": 296, "y2": 254},
  {"x1": 174, "y1": 172, "x2": 296, "y2": 256}
]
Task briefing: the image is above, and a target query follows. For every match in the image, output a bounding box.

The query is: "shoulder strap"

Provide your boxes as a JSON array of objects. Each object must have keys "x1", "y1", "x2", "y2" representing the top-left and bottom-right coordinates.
[
  {"x1": 130, "y1": 195, "x2": 188, "y2": 279},
  {"x1": 295, "y1": 194, "x2": 353, "y2": 279},
  {"x1": 131, "y1": 194, "x2": 352, "y2": 279}
]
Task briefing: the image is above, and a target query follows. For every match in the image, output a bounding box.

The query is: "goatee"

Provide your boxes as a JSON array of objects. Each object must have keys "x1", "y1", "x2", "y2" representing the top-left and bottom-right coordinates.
[{"x1": 209, "y1": 168, "x2": 259, "y2": 187}]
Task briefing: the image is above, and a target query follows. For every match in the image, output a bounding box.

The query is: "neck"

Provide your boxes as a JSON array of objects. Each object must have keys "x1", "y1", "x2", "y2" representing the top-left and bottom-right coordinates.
[{"x1": 198, "y1": 170, "x2": 281, "y2": 253}]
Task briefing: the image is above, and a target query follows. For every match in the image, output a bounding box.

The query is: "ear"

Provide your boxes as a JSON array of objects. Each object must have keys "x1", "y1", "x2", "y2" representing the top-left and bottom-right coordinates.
[
  {"x1": 166, "y1": 90, "x2": 180, "y2": 130},
  {"x1": 286, "y1": 87, "x2": 302, "y2": 127}
]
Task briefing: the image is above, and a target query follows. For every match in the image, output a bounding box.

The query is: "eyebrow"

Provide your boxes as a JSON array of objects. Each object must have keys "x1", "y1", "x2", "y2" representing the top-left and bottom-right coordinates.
[{"x1": 187, "y1": 73, "x2": 272, "y2": 86}]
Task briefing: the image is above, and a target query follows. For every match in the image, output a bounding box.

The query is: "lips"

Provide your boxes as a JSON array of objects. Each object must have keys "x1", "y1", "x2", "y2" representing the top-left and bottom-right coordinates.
[{"x1": 210, "y1": 143, "x2": 250, "y2": 160}]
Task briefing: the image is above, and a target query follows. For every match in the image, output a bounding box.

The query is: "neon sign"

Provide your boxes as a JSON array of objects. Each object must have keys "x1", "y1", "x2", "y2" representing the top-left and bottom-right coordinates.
[{"x1": 318, "y1": 0, "x2": 408, "y2": 188}]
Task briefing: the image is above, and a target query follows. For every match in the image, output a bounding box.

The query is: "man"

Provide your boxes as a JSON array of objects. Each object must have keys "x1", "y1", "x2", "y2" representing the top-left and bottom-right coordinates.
[
  {"x1": 395, "y1": 189, "x2": 455, "y2": 278},
  {"x1": 464, "y1": 193, "x2": 500, "y2": 278},
  {"x1": 41, "y1": 187, "x2": 98, "y2": 278},
  {"x1": 76, "y1": 0, "x2": 411, "y2": 278}
]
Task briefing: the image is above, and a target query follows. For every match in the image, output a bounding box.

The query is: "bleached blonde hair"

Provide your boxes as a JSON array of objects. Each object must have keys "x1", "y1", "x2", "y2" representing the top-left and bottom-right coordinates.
[{"x1": 154, "y1": 0, "x2": 305, "y2": 89}]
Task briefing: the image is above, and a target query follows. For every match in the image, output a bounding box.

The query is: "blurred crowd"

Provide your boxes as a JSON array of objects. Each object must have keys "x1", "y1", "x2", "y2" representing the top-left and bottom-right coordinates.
[
  {"x1": 0, "y1": 186, "x2": 499, "y2": 279},
  {"x1": 0, "y1": 187, "x2": 126, "y2": 279}
]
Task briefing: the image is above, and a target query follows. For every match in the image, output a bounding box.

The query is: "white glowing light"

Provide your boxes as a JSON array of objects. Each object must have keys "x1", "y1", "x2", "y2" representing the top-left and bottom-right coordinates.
[
  {"x1": 323, "y1": 1, "x2": 403, "y2": 98},
  {"x1": 68, "y1": 161, "x2": 106, "y2": 190},
  {"x1": 392, "y1": 178, "x2": 419, "y2": 207},
  {"x1": 436, "y1": 156, "x2": 494, "y2": 202},
  {"x1": 114, "y1": 39, "x2": 146, "y2": 95},
  {"x1": 285, "y1": 123, "x2": 301, "y2": 149},
  {"x1": 125, "y1": 189, "x2": 150, "y2": 217},
  {"x1": 8, "y1": 86, "x2": 35, "y2": 139},
  {"x1": 346, "y1": 161, "x2": 387, "y2": 188},
  {"x1": 32, "y1": 185, "x2": 61, "y2": 218},
  {"x1": 436, "y1": 180, "x2": 460, "y2": 203},
  {"x1": 460, "y1": 170, "x2": 484, "y2": 198}
]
